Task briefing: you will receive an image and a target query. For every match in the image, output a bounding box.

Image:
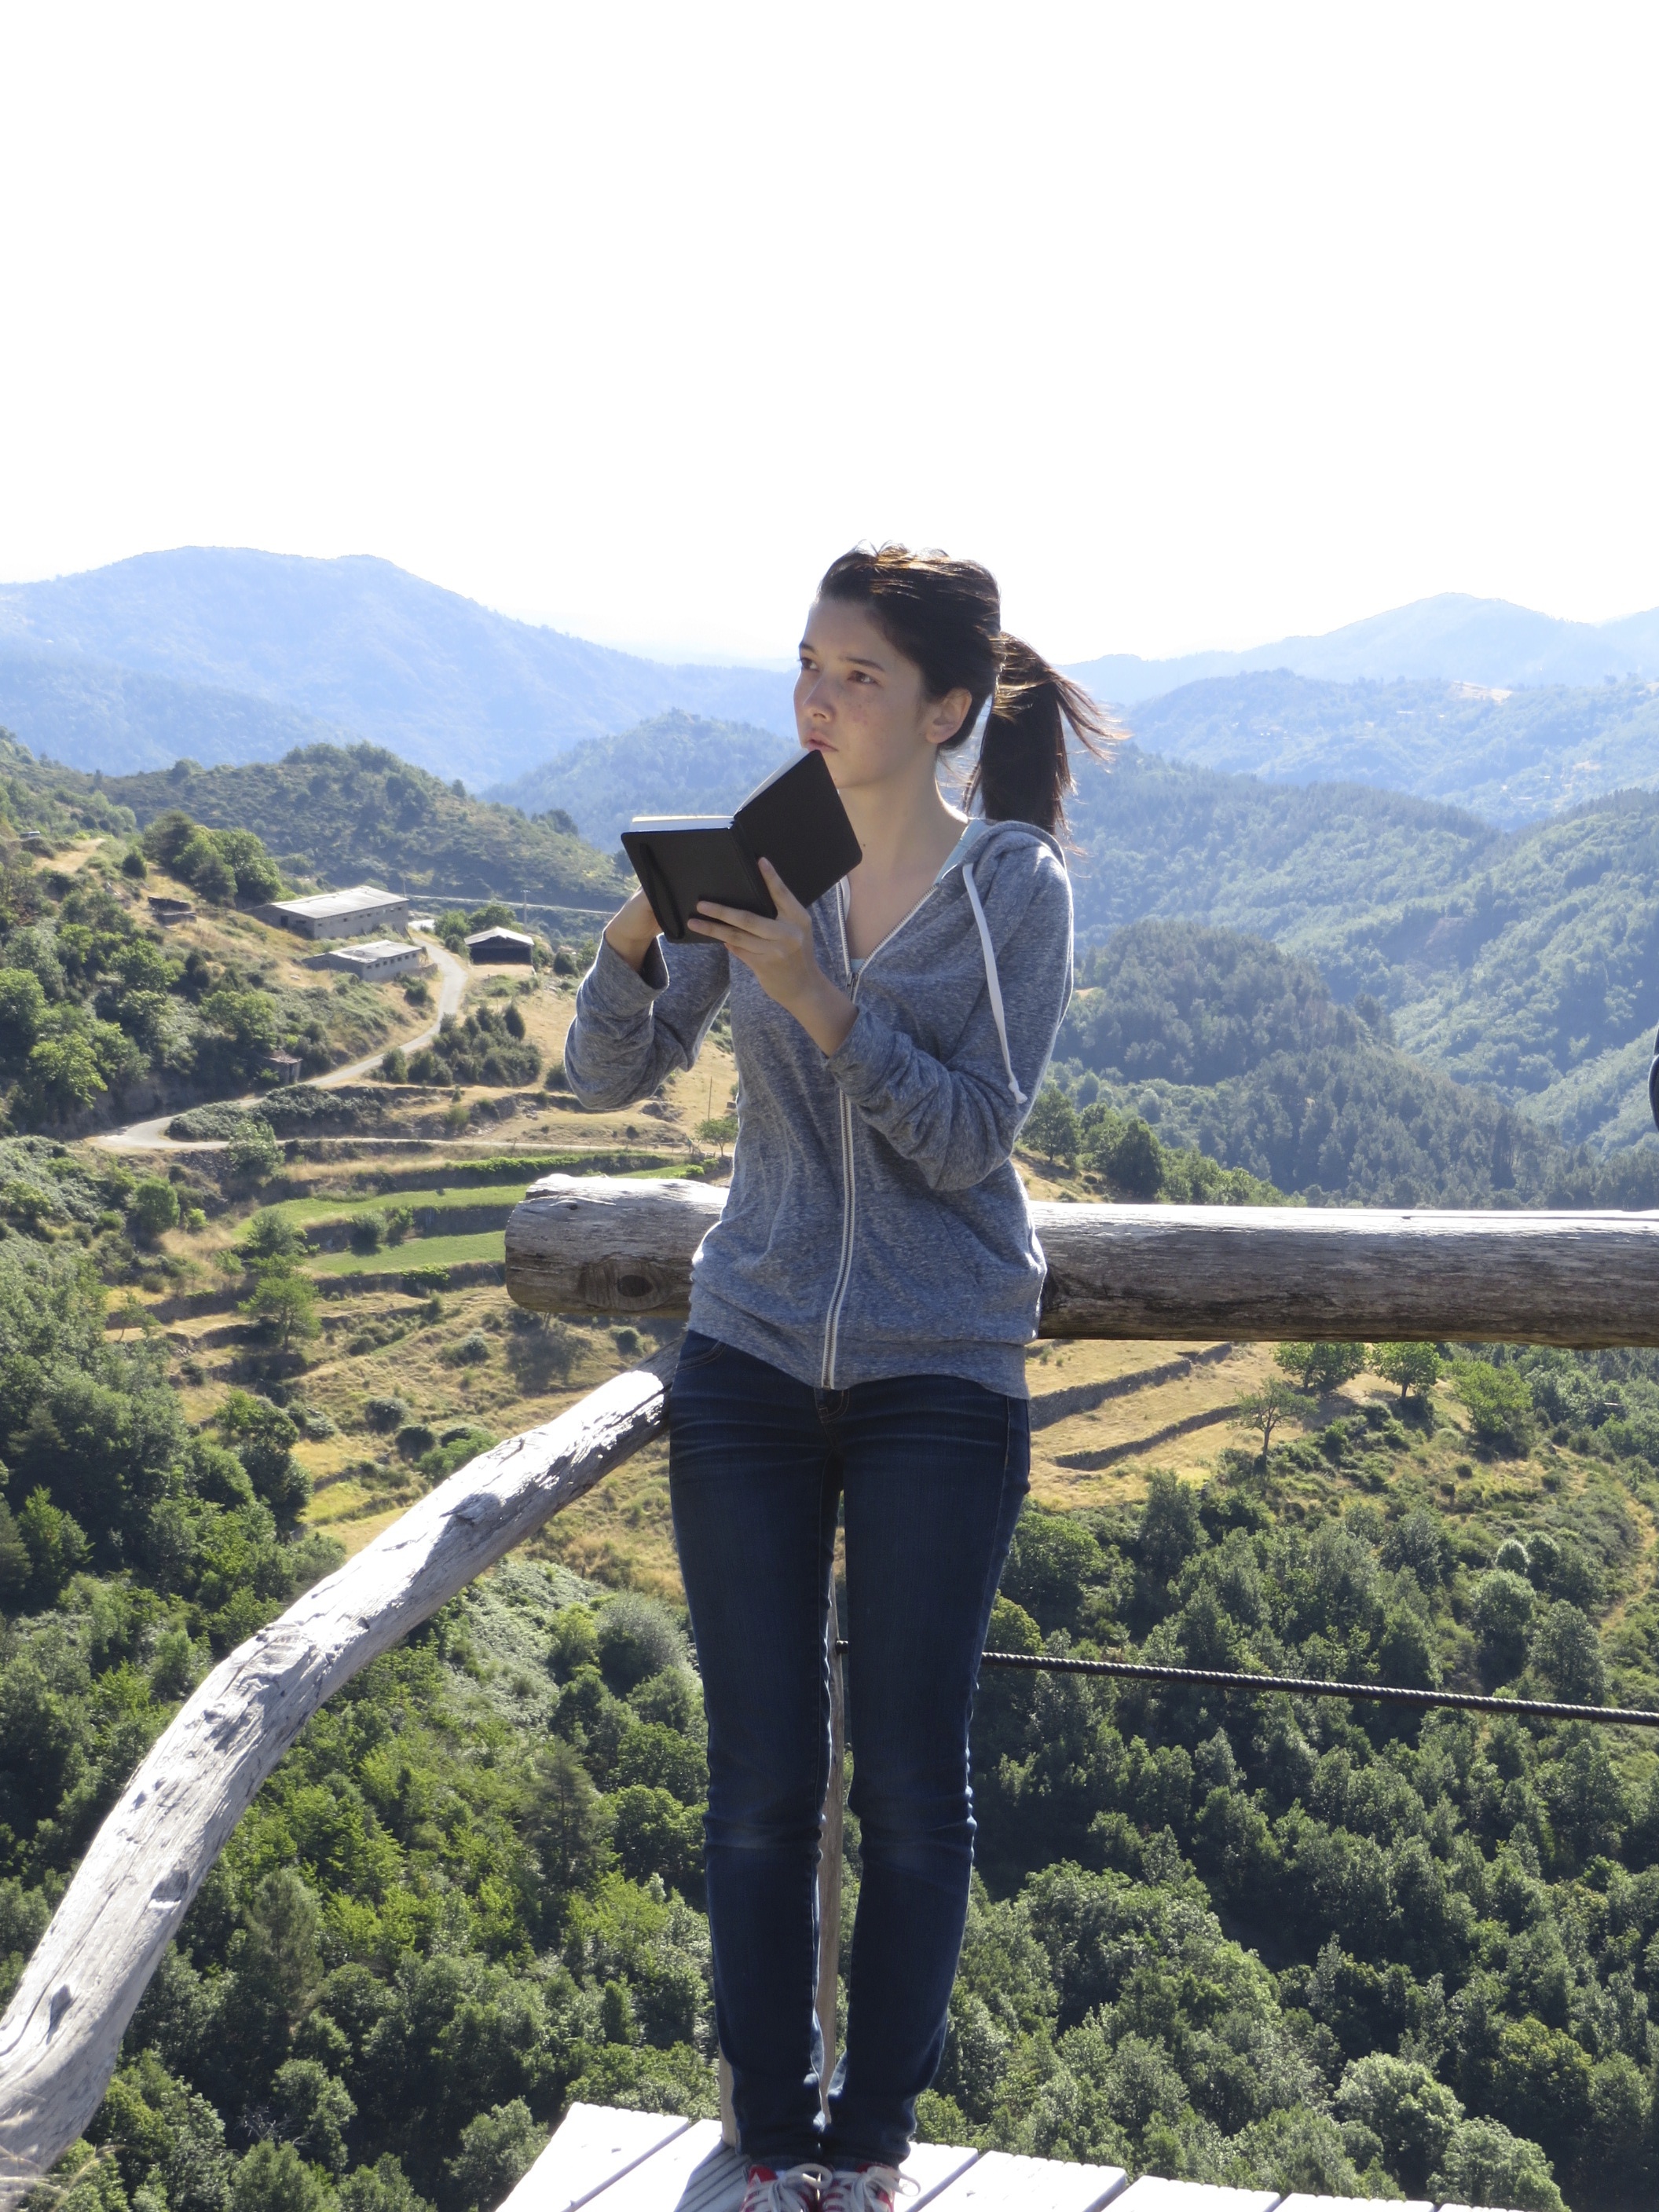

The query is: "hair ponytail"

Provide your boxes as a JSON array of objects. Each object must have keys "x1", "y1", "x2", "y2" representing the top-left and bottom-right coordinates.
[
  {"x1": 817, "y1": 543, "x2": 1117, "y2": 834},
  {"x1": 967, "y1": 636, "x2": 1114, "y2": 833}
]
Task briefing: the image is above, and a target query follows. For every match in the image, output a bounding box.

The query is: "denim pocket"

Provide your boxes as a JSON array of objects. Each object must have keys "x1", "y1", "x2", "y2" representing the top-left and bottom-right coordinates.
[{"x1": 674, "y1": 1330, "x2": 728, "y2": 1375}]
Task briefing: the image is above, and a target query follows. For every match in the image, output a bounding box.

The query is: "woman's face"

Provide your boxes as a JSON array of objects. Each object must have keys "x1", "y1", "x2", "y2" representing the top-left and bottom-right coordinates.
[{"x1": 793, "y1": 597, "x2": 971, "y2": 795}]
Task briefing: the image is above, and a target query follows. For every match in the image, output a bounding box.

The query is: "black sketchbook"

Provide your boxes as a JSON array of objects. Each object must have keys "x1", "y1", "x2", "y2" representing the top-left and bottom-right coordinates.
[{"x1": 621, "y1": 749, "x2": 862, "y2": 944}]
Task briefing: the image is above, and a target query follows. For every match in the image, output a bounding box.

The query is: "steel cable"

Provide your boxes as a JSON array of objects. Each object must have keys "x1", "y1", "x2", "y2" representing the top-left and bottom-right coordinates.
[{"x1": 831, "y1": 1641, "x2": 1658, "y2": 1728}]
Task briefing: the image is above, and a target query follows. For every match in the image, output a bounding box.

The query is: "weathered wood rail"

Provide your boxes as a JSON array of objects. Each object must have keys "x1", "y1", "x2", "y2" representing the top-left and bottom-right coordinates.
[
  {"x1": 7, "y1": 1176, "x2": 1659, "y2": 2204},
  {"x1": 505, "y1": 1174, "x2": 1659, "y2": 1346}
]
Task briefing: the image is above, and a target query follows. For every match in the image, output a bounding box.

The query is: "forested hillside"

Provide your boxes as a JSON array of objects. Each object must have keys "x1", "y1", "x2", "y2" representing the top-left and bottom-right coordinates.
[
  {"x1": 1119, "y1": 670, "x2": 1659, "y2": 823},
  {"x1": 39, "y1": 745, "x2": 628, "y2": 921},
  {"x1": 482, "y1": 712, "x2": 788, "y2": 854},
  {"x1": 1052, "y1": 921, "x2": 1659, "y2": 1209}
]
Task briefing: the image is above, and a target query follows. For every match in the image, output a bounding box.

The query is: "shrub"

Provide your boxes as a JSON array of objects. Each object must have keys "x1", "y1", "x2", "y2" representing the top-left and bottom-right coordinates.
[
  {"x1": 441, "y1": 1330, "x2": 491, "y2": 1367},
  {"x1": 379, "y1": 1048, "x2": 407, "y2": 1083},
  {"x1": 596, "y1": 1594, "x2": 687, "y2": 1692},
  {"x1": 347, "y1": 1213, "x2": 384, "y2": 1254},
  {"x1": 226, "y1": 1119, "x2": 281, "y2": 1181},
  {"x1": 362, "y1": 1395, "x2": 408, "y2": 1434},
  {"x1": 1455, "y1": 1360, "x2": 1536, "y2": 1454}
]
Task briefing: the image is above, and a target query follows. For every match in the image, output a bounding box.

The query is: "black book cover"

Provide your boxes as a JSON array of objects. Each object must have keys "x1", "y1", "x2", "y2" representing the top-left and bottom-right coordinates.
[{"x1": 621, "y1": 750, "x2": 862, "y2": 943}]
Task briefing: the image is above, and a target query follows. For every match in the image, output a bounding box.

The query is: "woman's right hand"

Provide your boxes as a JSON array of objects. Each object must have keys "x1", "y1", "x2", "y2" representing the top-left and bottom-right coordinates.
[{"x1": 603, "y1": 888, "x2": 664, "y2": 976}]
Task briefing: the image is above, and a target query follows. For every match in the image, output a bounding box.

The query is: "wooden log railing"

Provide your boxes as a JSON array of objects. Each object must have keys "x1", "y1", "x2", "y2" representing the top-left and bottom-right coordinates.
[
  {"x1": 6, "y1": 1177, "x2": 1659, "y2": 2203},
  {"x1": 504, "y1": 1174, "x2": 1659, "y2": 1346}
]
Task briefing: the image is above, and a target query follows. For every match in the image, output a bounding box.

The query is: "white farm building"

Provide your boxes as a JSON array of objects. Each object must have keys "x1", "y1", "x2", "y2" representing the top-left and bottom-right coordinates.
[
  {"x1": 259, "y1": 885, "x2": 409, "y2": 940},
  {"x1": 320, "y1": 939, "x2": 425, "y2": 980}
]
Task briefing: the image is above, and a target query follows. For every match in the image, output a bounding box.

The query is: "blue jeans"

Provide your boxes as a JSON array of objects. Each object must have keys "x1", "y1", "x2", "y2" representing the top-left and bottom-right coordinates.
[{"x1": 668, "y1": 1332, "x2": 1030, "y2": 2170}]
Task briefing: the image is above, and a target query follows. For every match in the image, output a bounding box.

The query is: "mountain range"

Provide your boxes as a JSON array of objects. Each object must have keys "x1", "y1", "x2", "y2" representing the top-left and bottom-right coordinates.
[
  {"x1": 1071, "y1": 590, "x2": 1659, "y2": 702},
  {"x1": 0, "y1": 549, "x2": 797, "y2": 784},
  {"x1": 2, "y1": 550, "x2": 1658, "y2": 822}
]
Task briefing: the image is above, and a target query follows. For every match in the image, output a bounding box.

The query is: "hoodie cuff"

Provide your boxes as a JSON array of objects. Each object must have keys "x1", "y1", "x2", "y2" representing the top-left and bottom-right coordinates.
[
  {"x1": 826, "y1": 1002, "x2": 903, "y2": 1108},
  {"x1": 586, "y1": 933, "x2": 668, "y2": 1008}
]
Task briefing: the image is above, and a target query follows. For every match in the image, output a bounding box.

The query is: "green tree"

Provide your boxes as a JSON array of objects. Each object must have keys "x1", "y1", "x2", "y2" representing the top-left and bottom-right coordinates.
[
  {"x1": 273, "y1": 2060, "x2": 356, "y2": 2176},
  {"x1": 242, "y1": 1209, "x2": 303, "y2": 1262},
  {"x1": 337, "y1": 2160, "x2": 431, "y2": 2212},
  {"x1": 218, "y1": 1392, "x2": 309, "y2": 1515},
  {"x1": 202, "y1": 988, "x2": 279, "y2": 1055},
  {"x1": 16, "y1": 1485, "x2": 90, "y2": 1601},
  {"x1": 0, "y1": 966, "x2": 47, "y2": 1071},
  {"x1": 229, "y1": 2143, "x2": 336, "y2": 2212},
  {"x1": 24, "y1": 1029, "x2": 106, "y2": 1115},
  {"x1": 1529, "y1": 1600, "x2": 1606, "y2": 1705},
  {"x1": 1234, "y1": 1379, "x2": 1300, "y2": 1470},
  {"x1": 242, "y1": 1264, "x2": 320, "y2": 1352},
  {"x1": 1275, "y1": 1341, "x2": 1366, "y2": 1393},
  {"x1": 696, "y1": 1115, "x2": 736, "y2": 1165},
  {"x1": 1023, "y1": 1083, "x2": 1080, "y2": 1166},
  {"x1": 1430, "y1": 2118, "x2": 1564, "y2": 2212},
  {"x1": 444, "y1": 2103, "x2": 546, "y2": 2212},
  {"x1": 1373, "y1": 1340, "x2": 1444, "y2": 1402},
  {"x1": 130, "y1": 1177, "x2": 182, "y2": 1241},
  {"x1": 178, "y1": 834, "x2": 238, "y2": 905},
  {"x1": 0, "y1": 1496, "x2": 31, "y2": 1605},
  {"x1": 1335, "y1": 2053, "x2": 1462, "y2": 2196},
  {"x1": 1474, "y1": 1568, "x2": 1534, "y2": 1684}
]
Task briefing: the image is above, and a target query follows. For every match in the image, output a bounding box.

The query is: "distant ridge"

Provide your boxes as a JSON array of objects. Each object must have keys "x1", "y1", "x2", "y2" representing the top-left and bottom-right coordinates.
[
  {"x1": 1067, "y1": 590, "x2": 1659, "y2": 702},
  {"x1": 0, "y1": 548, "x2": 797, "y2": 783}
]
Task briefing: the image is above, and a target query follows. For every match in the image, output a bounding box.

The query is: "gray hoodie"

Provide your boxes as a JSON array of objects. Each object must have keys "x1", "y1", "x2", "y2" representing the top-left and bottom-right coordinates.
[{"x1": 563, "y1": 816, "x2": 1074, "y2": 1397}]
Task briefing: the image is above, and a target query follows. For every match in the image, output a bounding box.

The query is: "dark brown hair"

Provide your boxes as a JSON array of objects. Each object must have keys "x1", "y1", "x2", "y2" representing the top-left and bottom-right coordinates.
[{"x1": 816, "y1": 543, "x2": 1116, "y2": 833}]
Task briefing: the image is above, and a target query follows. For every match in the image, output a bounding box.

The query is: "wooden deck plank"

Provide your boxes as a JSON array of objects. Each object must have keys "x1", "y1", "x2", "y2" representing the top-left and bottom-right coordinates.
[
  {"x1": 575, "y1": 2121, "x2": 730, "y2": 2209},
  {"x1": 924, "y1": 2147, "x2": 1126, "y2": 2210},
  {"x1": 900, "y1": 2143, "x2": 983, "y2": 2207},
  {"x1": 503, "y1": 2106, "x2": 694, "y2": 2212},
  {"x1": 1110, "y1": 2182, "x2": 1277, "y2": 2212}
]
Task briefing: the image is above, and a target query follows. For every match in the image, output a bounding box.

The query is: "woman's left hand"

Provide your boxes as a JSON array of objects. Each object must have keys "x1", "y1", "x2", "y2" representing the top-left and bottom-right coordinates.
[{"x1": 688, "y1": 858, "x2": 856, "y2": 1056}]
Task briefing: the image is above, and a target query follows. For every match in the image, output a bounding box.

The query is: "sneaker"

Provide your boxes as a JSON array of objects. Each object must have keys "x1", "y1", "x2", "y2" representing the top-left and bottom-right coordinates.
[
  {"x1": 819, "y1": 2167, "x2": 904, "y2": 2212},
  {"x1": 739, "y1": 2163, "x2": 832, "y2": 2212}
]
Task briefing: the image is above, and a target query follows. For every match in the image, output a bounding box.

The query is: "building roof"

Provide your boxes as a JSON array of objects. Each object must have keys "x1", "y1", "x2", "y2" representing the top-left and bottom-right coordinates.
[
  {"x1": 327, "y1": 938, "x2": 420, "y2": 961},
  {"x1": 465, "y1": 926, "x2": 536, "y2": 947},
  {"x1": 267, "y1": 885, "x2": 407, "y2": 921}
]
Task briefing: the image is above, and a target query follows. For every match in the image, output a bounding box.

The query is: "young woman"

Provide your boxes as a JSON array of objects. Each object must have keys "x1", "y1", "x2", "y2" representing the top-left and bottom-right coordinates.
[{"x1": 564, "y1": 545, "x2": 1108, "y2": 2212}]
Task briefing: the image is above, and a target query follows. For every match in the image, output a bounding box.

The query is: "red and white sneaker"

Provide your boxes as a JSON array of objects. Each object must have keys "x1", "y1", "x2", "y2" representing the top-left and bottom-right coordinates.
[
  {"x1": 819, "y1": 2167, "x2": 903, "y2": 2212},
  {"x1": 739, "y1": 2163, "x2": 833, "y2": 2212}
]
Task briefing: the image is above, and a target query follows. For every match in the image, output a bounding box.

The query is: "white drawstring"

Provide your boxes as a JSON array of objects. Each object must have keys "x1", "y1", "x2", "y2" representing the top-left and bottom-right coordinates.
[{"x1": 962, "y1": 862, "x2": 1027, "y2": 1108}]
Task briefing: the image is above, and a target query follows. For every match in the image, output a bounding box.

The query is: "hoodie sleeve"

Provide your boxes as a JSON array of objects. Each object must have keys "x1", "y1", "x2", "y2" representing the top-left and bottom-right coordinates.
[
  {"x1": 825, "y1": 839, "x2": 1073, "y2": 1192},
  {"x1": 562, "y1": 934, "x2": 731, "y2": 1111}
]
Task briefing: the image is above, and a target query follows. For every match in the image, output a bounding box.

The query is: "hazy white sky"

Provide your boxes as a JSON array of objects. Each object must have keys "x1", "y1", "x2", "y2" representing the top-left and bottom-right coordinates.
[{"x1": 2, "y1": 2, "x2": 1657, "y2": 664}]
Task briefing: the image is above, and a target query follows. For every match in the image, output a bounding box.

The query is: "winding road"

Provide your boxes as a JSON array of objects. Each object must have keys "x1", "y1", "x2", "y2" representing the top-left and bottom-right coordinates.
[{"x1": 92, "y1": 933, "x2": 470, "y2": 1154}]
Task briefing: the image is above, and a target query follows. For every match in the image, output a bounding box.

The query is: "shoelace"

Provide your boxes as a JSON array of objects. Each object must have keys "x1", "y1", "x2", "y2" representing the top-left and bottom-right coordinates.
[
  {"x1": 818, "y1": 2166, "x2": 906, "y2": 2212},
  {"x1": 741, "y1": 2163, "x2": 834, "y2": 2212}
]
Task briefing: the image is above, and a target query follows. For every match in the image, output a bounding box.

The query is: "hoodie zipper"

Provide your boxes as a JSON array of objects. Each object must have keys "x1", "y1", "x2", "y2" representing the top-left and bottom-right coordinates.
[{"x1": 818, "y1": 875, "x2": 950, "y2": 1389}]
